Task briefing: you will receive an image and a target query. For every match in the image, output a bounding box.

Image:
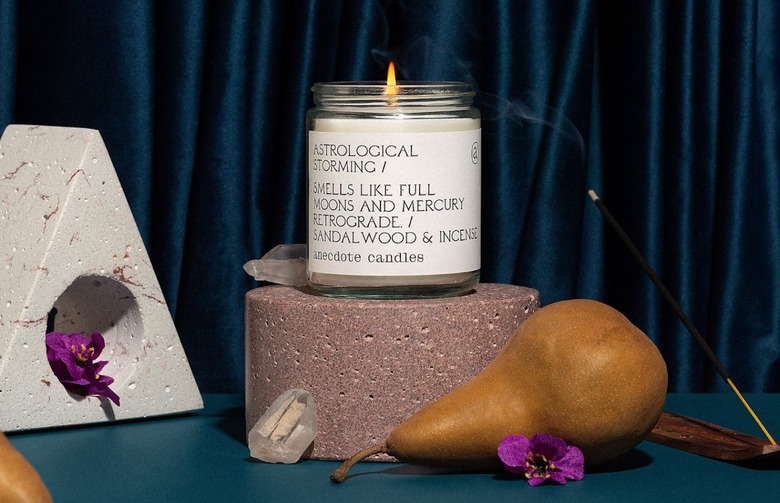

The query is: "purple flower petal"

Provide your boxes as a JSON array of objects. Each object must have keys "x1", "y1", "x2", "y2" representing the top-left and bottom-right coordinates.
[
  {"x1": 83, "y1": 380, "x2": 121, "y2": 406},
  {"x1": 498, "y1": 432, "x2": 585, "y2": 486},
  {"x1": 498, "y1": 434, "x2": 531, "y2": 474},
  {"x1": 529, "y1": 433, "x2": 568, "y2": 460},
  {"x1": 557, "y1": 445, "x2": 585, "y2": 481},
  {"x1": 547, "y1": 471, "x2": 567, "y2": 485},
  {"x1": 89, "y1": 332, "x2": 106, "y2": 357},
  {"x1": 92, "y1": 360, "x2": 108, "y2": 374},
  {"x1": 45, "y1": 331, "x2": 120, "y2": 406},
  {"x1": 528, "y1": 474, "x2": 549, "y2": 486}
]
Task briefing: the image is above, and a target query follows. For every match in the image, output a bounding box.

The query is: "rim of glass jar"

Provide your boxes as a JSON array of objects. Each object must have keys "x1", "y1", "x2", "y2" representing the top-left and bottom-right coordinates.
[{"x1": 312, "y1": 81, "x2": 475, "y2": 107}]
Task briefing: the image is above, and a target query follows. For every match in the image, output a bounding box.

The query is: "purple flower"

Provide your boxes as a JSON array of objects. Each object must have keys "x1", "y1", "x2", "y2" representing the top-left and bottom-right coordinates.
[
  {"x1": 498, "y1": 433, "x2": 584, "y2": 486},
  {"x1": 45, "y1": 332, "x2": 120, "y2": 406}
]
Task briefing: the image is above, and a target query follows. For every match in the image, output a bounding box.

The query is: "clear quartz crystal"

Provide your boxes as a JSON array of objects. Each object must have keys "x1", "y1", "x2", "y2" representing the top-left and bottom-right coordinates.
[
  {"x1": 243, "y1": 244, "x2": 308, "y2": 286},
  {"x1": 248, "y1": 389, "x2": 317, "y2": 463}
]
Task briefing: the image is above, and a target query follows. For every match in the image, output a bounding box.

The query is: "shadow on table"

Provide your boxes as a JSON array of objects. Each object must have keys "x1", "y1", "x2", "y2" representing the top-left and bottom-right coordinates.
[
  {"x1": 331, "y1": 448, "x2": 653, "y2": 483},
  {"x1": 218, "y1": 406, "x2": 248, "y2": 446},
  {"x1": 580, "y1": 448, "x2": 653, "y2": 474}
]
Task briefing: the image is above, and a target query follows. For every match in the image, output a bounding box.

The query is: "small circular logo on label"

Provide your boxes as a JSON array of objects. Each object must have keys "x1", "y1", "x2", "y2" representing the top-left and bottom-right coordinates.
[{"x1": 471, "y1": 142, "x2": 480, "y2": 164}]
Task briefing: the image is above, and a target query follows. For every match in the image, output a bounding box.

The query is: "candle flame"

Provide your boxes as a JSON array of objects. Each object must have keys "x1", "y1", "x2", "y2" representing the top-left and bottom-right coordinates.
[{"x1": 384, "y1": 62, "x2": 398, "y2": 96}]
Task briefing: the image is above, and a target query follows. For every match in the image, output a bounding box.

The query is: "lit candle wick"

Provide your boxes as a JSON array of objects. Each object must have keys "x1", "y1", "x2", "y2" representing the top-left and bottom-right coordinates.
[{"x1": 384, "y1": 62, "x2": 398, "y2": 98}]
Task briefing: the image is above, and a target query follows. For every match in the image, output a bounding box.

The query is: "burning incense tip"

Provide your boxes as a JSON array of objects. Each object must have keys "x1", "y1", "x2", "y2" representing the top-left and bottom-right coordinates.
[{"x1": 588, "y1": 189, "x2": 599, "y2": 202}]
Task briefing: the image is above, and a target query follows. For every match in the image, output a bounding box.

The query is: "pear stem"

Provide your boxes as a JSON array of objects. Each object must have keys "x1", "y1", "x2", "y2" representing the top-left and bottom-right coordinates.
[{"x1": 330, "y1": 443, "x2": 388, "y2": 483}]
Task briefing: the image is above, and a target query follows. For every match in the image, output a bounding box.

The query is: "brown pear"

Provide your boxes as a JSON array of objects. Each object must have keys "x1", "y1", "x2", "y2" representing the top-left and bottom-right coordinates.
[
  {"x1": 331, "y1": 299, "x2": 667, "y2": 482},
  {"x1": 0, "y1": 432, "x2": 52, "y2": 502}
]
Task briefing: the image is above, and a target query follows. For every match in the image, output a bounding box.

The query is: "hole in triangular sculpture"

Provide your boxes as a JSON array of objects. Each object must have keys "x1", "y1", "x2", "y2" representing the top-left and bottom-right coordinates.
[{"x1": 0, "y1": 125, "x2": 202, "y2": 431}]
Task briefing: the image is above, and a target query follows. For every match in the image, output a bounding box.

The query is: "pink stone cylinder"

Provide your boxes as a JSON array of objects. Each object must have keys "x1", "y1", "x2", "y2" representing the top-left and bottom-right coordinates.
[{"x1": 244, "y1": 283, "x2": 539, "y2": 460}]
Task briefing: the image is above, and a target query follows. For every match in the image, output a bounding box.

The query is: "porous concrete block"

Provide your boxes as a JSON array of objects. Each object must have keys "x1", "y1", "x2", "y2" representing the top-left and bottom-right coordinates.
[
  {"x1": 245, "y1": 283, "x2": 539, "y2": 460},
  {"x1": 0, "y1": 125, "x2": 202, "y2": 431}
]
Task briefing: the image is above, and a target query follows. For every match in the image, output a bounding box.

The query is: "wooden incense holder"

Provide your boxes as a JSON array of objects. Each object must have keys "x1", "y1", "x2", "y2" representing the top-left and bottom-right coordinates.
[{"x1": 648, "y1": 411, "x2": 780, "y2": 464}]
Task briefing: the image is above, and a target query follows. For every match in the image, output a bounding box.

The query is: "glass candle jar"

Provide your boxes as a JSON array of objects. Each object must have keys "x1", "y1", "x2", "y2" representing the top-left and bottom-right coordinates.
[{"x1": 307, "y1": 81, "x2": 481, "y2": 298}]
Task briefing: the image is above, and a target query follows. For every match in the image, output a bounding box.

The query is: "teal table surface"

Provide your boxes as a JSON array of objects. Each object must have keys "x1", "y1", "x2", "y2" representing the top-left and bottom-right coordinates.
[{"x1": 7, "y1": 393, "x2": 780, "y2": 502}]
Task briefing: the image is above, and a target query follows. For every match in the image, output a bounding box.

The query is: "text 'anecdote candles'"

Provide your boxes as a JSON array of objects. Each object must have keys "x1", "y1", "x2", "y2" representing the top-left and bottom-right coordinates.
[{"x1": 307, "y1": 63, "x2": 481, "y2": 298}]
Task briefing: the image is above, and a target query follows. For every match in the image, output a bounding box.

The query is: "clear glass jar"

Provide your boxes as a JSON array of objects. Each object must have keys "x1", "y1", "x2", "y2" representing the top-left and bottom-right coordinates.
[{"x1": 306, "y1": 81, "x2": 481, "y2": 298}]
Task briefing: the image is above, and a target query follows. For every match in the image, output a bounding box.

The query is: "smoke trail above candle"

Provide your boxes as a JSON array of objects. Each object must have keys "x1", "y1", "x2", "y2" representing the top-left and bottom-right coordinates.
[
  {"x1": 372, "y1": 35, "x2": 477, "y2": 83},
  {"x1": 362, "y1": 0, "x2": 590, "y2": 297},
  {"x1": 370, "y1": 37, "x2": 585, "y2": 169},
  {"x1": 366, "y1": 0, "x2": 586, "y2": 168},
  {"x1": 477, "y1": 91, "x2": 587, "y2": 169}
]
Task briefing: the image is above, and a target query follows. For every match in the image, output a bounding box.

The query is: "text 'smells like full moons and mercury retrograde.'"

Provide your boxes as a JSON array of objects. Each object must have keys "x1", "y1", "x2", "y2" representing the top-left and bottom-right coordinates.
[{"x1": 308, "y1": 130, "x2": 481, "y2": 276}]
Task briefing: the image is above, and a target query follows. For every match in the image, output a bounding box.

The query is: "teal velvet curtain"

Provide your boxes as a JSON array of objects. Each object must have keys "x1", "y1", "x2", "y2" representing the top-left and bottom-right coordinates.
[{"x1": 1, "y1": 1, "x2": 778, "y2": 394}]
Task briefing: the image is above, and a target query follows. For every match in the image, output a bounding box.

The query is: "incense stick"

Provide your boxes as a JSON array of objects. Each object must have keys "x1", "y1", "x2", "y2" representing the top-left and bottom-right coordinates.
[{"x1": 588, "y1": 189, "x2": 776, "y2": 445}]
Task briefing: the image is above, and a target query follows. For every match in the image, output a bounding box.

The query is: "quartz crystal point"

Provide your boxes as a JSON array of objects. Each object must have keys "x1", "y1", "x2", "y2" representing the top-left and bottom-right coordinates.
[
  {"x1": 243, "y1": 244, "x2": 307, "y2": 286},
  {"x1": 248, "y1": 389, "x2": 317, "y2": 463}
]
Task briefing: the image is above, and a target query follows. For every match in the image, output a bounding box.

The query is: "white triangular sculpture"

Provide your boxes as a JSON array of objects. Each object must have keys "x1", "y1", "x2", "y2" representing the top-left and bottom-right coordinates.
[{"x1": 0, "y1": 125, "x2": 202, "y2": 431}]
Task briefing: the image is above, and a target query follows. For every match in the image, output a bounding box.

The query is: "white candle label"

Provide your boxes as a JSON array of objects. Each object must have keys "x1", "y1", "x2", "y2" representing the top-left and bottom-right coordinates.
[{"x1": 308, "y1": 129, "x2": 481, "y2": 276}]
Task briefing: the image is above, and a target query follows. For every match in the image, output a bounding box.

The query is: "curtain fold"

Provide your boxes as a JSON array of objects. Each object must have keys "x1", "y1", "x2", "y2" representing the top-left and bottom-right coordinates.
[
  {"x1": 0, "y1": 1, "x2": 16, "y2": 127},
  {"x1": 149, "y1": 1, "x2": 209, "y2": 316},
  {"x1": 2, "y1": 0, "x2": 778, "y2": 393}
]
